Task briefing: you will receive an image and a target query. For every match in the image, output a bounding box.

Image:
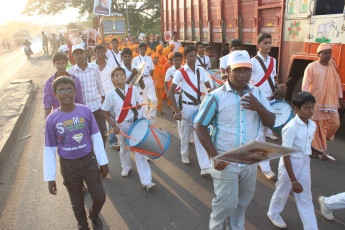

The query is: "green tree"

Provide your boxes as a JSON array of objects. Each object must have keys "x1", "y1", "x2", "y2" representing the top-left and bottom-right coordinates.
[{"x1": 23, "y1": 0, "x2": 161, "y2": 36}]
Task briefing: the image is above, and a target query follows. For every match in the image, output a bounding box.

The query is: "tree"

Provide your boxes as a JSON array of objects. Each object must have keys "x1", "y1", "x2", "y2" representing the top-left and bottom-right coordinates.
[{"x1": 23, "y1": 0, "x2": 161, "y2": 36}]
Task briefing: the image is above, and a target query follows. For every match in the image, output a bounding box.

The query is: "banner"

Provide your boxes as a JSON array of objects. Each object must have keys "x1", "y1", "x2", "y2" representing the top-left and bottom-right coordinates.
[
  {"x1": 87, "y1": 29, "x2": 97, "y2": 47},
  {"x1": 93, "y1": 0, "x2": 111, "y2": 16}
]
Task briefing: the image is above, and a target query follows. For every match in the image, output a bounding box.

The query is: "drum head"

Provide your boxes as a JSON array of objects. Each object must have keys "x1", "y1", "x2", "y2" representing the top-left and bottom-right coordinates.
[
  {"x1": 270, "y1": 101, "x2": 293, "y2": 128},
  {"x1": 127, "y1": 118, "x2": 150, "y2": 147}
]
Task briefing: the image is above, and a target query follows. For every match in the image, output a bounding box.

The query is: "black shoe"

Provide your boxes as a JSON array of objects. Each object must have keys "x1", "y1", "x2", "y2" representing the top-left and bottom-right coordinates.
[{"x1": 89, "y1": 215, "x2": 103, "y2": 230}]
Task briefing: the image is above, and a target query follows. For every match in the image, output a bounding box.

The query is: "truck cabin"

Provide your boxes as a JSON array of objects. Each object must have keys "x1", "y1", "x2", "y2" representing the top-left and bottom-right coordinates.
[{"x1": 315, "y1": 0, "x2": 345, "y2": 15}]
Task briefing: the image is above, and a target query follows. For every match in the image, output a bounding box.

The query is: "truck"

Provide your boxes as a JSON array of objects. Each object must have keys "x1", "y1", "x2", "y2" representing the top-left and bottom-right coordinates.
[
  {"x1": 93, "y1": 12, "x2": 127, "y2": 36},
  {"x1": 13, "y1": 30, "x2": 30, "y2": 46},
  {"x1": 161, "y1": 0, "x2": 345, "y2": 102}
]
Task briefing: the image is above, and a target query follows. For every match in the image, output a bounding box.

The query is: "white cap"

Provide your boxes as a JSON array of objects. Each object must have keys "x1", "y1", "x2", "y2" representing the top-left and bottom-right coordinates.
[
  {"x1": 59, "y1": 45, "x2": 69, "y2": 52},
  {"x1": 227, "y1": 50, "x2": 252, "y2": 69},
  {"x1": 72, "y1": 44, "x2": 84, "y2": 53}
]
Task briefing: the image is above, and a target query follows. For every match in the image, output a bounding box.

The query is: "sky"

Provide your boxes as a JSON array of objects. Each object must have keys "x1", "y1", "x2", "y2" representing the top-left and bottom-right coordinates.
[{"x1": 0, "y1": 0, "x2": 84, "y2": 25}]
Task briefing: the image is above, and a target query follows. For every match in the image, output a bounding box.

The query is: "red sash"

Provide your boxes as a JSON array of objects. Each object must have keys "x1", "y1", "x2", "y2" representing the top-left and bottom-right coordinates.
[
  {"x1": 179, "y1": 67, "x2": 201, "y2": 96},
  {"x1": 255, "y1": 57, "x2": 274, "y2": 87},
  {"x1": 117, "y1": 85, "x2": 133, "y2": 124},
  {"x1": 174, "y1": 86, "x2": 181, "y2": 92}
]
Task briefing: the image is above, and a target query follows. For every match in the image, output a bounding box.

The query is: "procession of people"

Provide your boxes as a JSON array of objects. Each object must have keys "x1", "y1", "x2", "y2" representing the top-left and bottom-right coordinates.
[{"x1": 42, "y1": 29, "x2": 344, "y2": 230}]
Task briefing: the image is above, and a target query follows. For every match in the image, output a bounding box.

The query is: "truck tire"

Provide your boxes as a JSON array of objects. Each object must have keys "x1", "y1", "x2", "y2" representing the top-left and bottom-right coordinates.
[{"x1": 291, "y1": 76, "x2": 303, "y2": 101}]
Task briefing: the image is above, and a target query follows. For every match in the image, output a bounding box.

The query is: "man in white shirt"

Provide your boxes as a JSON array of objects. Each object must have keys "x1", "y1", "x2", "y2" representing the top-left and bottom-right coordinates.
[
  {"x1": 168, "y1": 45, "x2": 212, "y2": 175},
  {"x1": 67, "y1": 44, "x2": 106, "y2": 144},
  {"x1": 250, "y1": 33, "x2": 278, "y2": 180},
  {"x1": 195, "y1": 41, "x2": 211, "y2": 69},
  {"x1": 93, "y1": 44, "x2": 119, "y2": 150},
  {"x1": 169, "y1": 31, "x2": 182, "y2": 52},
  {"x1": 106, "y1": 38, "x2": 123, "y2": 67},
  {"x1": 219, "y1": 39, "x2": 242, "y2": 80},
  {"x1": 132, "y1": 43, "x2": 157, "y2": 124}
]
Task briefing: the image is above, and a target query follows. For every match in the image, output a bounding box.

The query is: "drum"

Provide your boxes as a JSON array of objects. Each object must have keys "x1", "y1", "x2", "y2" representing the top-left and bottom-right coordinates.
[
  {"x1": 126, "y1": 118, "x2": 170, "y2": 159},
  {"x1": 270, "y1": 100, "x2": 294, "y2": 136}
]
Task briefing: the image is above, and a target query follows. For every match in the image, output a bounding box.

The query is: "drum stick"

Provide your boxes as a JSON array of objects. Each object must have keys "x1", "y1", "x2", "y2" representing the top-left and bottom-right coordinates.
[
  {"x1": 311, "y1": 147, "x2": 336, "y2": 161},
  {"x1": 121, "y1": 103, "x2": 149, "y2": 110},
  {"x1": 182, "y1": 118, "x2": 194, "y2": 124},
  {"x1": 209, "y1": 73, "x2": 223, "y2": 85},
  {"x1": 118, "y1": 132, "x2": 135, "y2": 141}
]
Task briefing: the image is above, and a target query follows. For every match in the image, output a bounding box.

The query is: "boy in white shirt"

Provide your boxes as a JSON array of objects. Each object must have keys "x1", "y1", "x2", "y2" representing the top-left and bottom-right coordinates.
[
  {"x1": 120, "y1": 47, "x2": 144, "y2": 90},
  {"x1": 267, "y1": 91, "x2": 319, "y2": 229},
  {"x1": 219, "y1": 39, "x2": 242, "y2": 80},
  {"x1": 195, "y1": 41, "x2": 211, "y2": 69},
  {"x1": 101, "y1": 67, "x2": 155, "y2": 190},
  {"x1": 169, "y1": 31, "x2": 182, "y2": 52},
  {"x1": 132, "y1": 43, "x2": 157, "y2": 124},
  {"x1": 106, "y1": 38, "x2": 123, "y2": 67}
]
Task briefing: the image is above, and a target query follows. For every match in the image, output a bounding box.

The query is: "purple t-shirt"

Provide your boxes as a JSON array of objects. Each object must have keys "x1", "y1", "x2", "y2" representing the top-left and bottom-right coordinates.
[
  {"x1": 44, "y1": 104, "x2": 99, "y2": 159},
  {"x1": 43, "y1": 73, "x2": 84, "y2": 111}
]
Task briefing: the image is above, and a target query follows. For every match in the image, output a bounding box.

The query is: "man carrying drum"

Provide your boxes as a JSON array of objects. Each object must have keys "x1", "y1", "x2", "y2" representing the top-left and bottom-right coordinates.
[
  {"x1": 195, "y1": 50, "x2": 275, "y2": 230},
  {"x1": 168, "y1": 45, "x2": 213, "y2": 176}
]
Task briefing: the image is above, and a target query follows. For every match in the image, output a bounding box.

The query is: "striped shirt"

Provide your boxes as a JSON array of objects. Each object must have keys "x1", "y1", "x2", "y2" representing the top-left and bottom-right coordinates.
[
  {"x1": 196, "y1": 81, "x2": 273, "y2": 154},
  {"x1": 68, "y1": 63, "x2": 105, "y2": 112}
]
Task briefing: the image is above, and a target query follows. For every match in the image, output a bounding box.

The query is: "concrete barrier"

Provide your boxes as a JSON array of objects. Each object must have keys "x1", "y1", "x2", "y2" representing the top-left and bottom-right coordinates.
[{"x1": 0, "y1": 79, "x2": 35, "y2": 173}]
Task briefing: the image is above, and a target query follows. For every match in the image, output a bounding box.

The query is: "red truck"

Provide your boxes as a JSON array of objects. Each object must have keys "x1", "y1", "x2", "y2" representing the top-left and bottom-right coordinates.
[{"x1": 161, "y1": 0, "x2": 345, "y2": 103}]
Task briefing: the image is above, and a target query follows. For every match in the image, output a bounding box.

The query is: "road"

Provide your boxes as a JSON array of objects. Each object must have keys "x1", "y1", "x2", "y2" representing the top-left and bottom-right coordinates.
[{"x1": 0, "y1": 47, "x2": 344, "y2": 230}]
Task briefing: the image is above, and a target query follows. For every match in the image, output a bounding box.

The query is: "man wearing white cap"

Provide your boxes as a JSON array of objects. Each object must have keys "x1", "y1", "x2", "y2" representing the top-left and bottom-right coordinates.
[
  {"x1": 302, "y1": 43, "x2": 344, "y2": 157},
  {"x1": 68, "y1": 44, "x2": 106, "y2": 144},
  {"x1": 195, "y1": 50, "x2": 275, "y2": 230},
  {"x1": 59, "y1": 45, "x2": 72, "y2": 70}
]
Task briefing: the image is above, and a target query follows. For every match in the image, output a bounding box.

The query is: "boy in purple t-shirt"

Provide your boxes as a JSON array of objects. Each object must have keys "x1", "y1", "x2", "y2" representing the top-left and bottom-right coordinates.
[
  {"x1": 43, "y1": 52, "x2": 84, "y2": 120},
  {"x1": 44, "y1": 76, "x2": 109, "y2": 230}
]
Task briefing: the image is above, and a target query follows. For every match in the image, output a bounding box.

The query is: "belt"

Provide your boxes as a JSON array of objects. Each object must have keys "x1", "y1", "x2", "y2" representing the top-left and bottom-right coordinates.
[
  {"x1": 60, "y1": 152, "x2": 93, "y2": 161},
  {"x1": 182, "y1": 100, "x2": 200, "y2": 106}
]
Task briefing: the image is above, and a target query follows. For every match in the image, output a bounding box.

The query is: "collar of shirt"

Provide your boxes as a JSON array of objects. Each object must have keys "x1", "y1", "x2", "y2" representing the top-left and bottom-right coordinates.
[
  {"x1": 257, "y1": 52, "x2": 270, "y2": 64},
  {"x1": 74, "y1": 63, "x2": 96, "y2": 72},
  {"x1": 116, "y1": 84, "x2": 129, "y2": 94},
  {"x1": 49, "y1": 72, "x2": 72, "y2": 82},
  {"x1": 93, "y1": 60, "x2": 112, "y2": 71},
  {"x1": 295, "y1": 114, "x2": 312, "y2": 127},
  {"x1": 183, "y1": 63, "x2": 199, "y2": 72},
  {"x1": 112, "y1": 50, "x2": 120, "y2": 55},
  {"x1": 224, "y1": 80, "x2": 253, "y2": 93}
]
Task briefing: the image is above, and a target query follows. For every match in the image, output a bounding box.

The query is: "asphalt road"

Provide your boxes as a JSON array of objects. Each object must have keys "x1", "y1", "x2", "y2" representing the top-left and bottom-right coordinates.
[{"x1": 0, "y1": 49, "x2": 344, "y2": 230}]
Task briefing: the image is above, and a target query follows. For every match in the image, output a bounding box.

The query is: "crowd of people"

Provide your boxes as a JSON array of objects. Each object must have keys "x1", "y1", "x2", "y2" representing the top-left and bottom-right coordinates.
[{"x1": 42, "y1": 30, "x2": 344, "y2": 230}]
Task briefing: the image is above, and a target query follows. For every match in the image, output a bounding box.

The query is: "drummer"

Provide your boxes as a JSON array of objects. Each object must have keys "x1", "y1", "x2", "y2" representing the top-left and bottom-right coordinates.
[
  {"x1": 195, "y1": 50, "x2": 275, "y2": 230},
  {"x1": 120, "y1": 47, "x2": 145, "y2": 90},
  {"x1": 168, "y1": 45, "x2": 212, "y2": 176},
  {"x1": 101, "y1": 67, "x2": 156, "y2": 190}
]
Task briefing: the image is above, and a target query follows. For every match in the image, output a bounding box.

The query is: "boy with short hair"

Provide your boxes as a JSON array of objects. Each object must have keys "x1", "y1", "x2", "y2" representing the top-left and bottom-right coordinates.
[
  {"x1": 220, "y1": 39, "x2": 242, "y2": 80},
  {"x1": 205, "y1": 46, "x2": 217, "y2": 69},
  {"x1": 169, "y1": 31, "x2": 182, "y2": 52},
  {"x1": 101, "y1": 67, "x2": 156, "y2": 190},
  {"x1": 44, "y1": 76, "x2": 109, "y2": 230},
  {"x1": 132, "y1": 43, "x2": 157, "y2": 123},
  {"x1": 106, "y1": 38, "x2": 123, "y2": 67},
  {"x1": 195, "y1": 41, "x2": 211, "y2": 69},
  {"x1": 44, "y1": 52, "x2": 83, "y2": 119},
  {"x1": 267, "y1": 91, "x2": 319, "y2": 229}
]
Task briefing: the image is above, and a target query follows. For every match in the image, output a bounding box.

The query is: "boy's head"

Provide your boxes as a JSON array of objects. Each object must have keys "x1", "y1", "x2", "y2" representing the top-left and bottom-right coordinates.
[
  {"x1": 53, "y1": 76, "x2": 76, "y2": 105},
  {"x1": 111, "y1": 67, "x2": 126, "y2": 86},
  {"x1": 138, "y1": 43, "x2": 147, "y2": 56},
  {"x1": 292, "y1": 91, "x2": 316, "y2": 120},
  {"x1": 195, "y1": 41, "x2": 204, "y2": 55},
  {"x1": 53, "y1": 52, "x2": 68, "y2": 73},
  {"x1": 173, "y1": 52, "x2": 183, "y2": 67},
  {"x1": 229, "y1": 39, "x2": 242, "y2": 53},
  {"x1": 94, "y1": 45, "x2": 106, "y2": 60},
  {"x1": 184, "y1": 45, "x2": 197, "y2": 66},
  {"x1": 227, "y1": 50, "x2": 252, "y2": 88},
  {"x1": 72, "y1": 44, "x2": 86, "y2": 64},
  {"x1": 205, "y1": 46, "x2": 212, "y2": 57},
  {"x1": 257, "y1": 33, "x2": 272, "y2": 54},
  {"x1": 111, "y1": 38, "x2": 119, "y2": 50},
  {"x1": 172, "y1": 32, "x2": 178, "y2": 41},
  {"x1": 317, "y1": 43, "x2": 332, "y2": 63},
  {"x1": 121, "y1": 47, "x2": 133, "y2": 64},
  {"x1": 152, "y1": 53, "x2": 159, "y2": 65}
]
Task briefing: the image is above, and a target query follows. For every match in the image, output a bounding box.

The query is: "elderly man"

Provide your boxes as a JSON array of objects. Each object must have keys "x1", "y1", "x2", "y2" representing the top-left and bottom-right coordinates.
[{"x1": 302, "y1": 43, "x2": 344, "y2": 157}]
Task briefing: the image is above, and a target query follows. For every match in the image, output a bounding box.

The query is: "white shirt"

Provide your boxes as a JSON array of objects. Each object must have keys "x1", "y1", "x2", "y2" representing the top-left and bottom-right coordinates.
[
  {"x1": 169, "y1": 40, "x2": 182, "y2": 52},
  {"x1": 132, "y1": 55, "x2": 154, "y2": 76},
  {"x1": 92, "y1": 60, "x2": 116, "y2": 95},
  {"x1": 106, "y1": 49, "x2": 123, "y2": 67},
  {"x1": 172, "y1": 63, "x2": 209, "y2": 103},
  {"x1": 250, "y1": 52, "x2": 277, "y2": 98},
  {"x1": 196, "y1": 55, "x2": 211, "y2": 69},
  {"x1": 101, "y1": 84, "x2": 143, "y2": 123},
  {"x1": 122, "y1": 64, "x2": 138, "y2": 81},
  {"x1": 165, "y1": 65, "x2": 182, "y2": 93},
  {"x1": 67, "y1": 63, "x2": 105, "y2": 112},
  {"x1": 220, "y1": 54, "x2": 229, "y2": 70},
  {"x1": 282, "y1": 115, "x2": 316, "y2": 158}
]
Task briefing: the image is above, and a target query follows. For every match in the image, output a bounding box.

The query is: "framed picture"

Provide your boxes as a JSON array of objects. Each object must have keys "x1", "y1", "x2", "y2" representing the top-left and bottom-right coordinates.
[
  {"x1": 93, "y1": 0, "x2": 111, "y2": 16},
  {"x1": 164, "y1": 31, "x2": 172, "y2": 42},
  {"x1": 87, "y1": 29, "x2": 97, "y2": 47},
  {"x1": 213, "y1": 141, "x2": 297, "y2": 165}
]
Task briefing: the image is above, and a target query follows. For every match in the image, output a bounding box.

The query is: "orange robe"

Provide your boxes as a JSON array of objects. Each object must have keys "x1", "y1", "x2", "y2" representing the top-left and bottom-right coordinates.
[
  {"x1": 302, "y1": 60, "x2": 342, "y2": 152},
  {"x1": 153, "y1": 63, "x2": 165, "y2": 111},
  {"x1": 159, "y1": 54, "x2": 168, "y2": 67}
]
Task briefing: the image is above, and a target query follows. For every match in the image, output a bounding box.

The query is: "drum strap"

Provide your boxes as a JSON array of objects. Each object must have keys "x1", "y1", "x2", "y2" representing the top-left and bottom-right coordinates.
[
  {"x1": 197, "y1": 56, "x2": 207, "y2": 69},
  {"x1": 111, "y1": 51, "x2": 121, "y2": 67},
  {"x1": 115, "y1": 86, "x2": 138, "y2": 123},
  {"x1": 179, "y1": 67, "x2": 202, "y2": 104},
  {"x1": 254, "y1": 56, "x2": 276, "y2": 95}
]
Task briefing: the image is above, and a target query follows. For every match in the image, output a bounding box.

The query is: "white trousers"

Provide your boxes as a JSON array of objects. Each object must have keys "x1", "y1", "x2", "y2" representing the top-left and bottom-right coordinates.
[
  {"x1": 181, "y1": 104, "x2": 210, "y2": 169},
  {"x1": 118, "y1": 122, "x2": 153, "y2": 185},
  {"x1": 142, "y1": 77, "x2": 157, "y2": 124},
  {"x1": 174, "y1": 94, "x2": 182, "y2": 139},
  {"x1": 268, "y1": 156, "x2": 318, "y2": 230},
  {"x1": 325, "y1": 192, "x2": 345, "y2": 210},
  {"x1": 257, "y1": 125, "x2": 272, "y2": 172}
]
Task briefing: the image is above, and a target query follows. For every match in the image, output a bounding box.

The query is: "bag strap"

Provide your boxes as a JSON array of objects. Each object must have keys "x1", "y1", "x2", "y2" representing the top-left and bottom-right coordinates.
[
  {"x1": 115, "y1": 86, "x2": 138, "y2": 123},
  {"x1": 254, "y1": 56, "x2": 276, "y2": 93},
  {"x1": 197, "y1": 56, "x2": 206, "y2": 69},
  {"x1": 111, "y1": 51, "x2": 121, "y2": 67}
]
